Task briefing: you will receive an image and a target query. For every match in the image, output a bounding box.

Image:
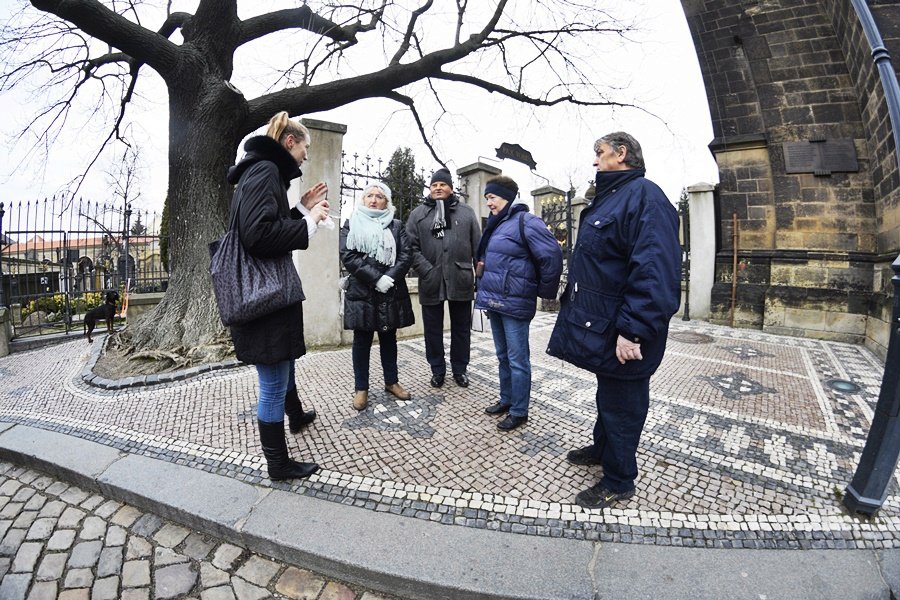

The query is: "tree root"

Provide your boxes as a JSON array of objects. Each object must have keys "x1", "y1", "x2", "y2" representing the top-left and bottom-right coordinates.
[{"x1": 93, "y1": 329, "x2": 236, "y2": 378}]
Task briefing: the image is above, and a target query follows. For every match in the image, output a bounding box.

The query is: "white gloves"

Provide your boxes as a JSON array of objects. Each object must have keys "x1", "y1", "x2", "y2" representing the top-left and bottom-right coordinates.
[{"x1": 375, "y1": 275, "x2": 394, "y2": 294}]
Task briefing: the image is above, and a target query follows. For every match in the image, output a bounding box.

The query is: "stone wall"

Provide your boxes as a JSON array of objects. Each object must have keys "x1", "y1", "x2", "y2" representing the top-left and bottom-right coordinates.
[{"x1": 681, "y1": 0, "x2": 898, "y2": 355}]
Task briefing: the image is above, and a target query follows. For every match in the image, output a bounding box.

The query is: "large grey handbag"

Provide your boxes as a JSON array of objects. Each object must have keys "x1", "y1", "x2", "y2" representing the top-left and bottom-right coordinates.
[{"x1": 209, "y1": 178, "x2": 304, "y2": 326}]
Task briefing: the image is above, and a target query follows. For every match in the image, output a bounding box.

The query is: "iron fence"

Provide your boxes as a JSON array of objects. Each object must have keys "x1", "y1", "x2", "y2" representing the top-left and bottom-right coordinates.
[
  {"x1": 0, "y1": 198, "x2": 168, "y2": 338},
  {"x1": 339, "y1": 151, "x2": 426, "y2": 224}
]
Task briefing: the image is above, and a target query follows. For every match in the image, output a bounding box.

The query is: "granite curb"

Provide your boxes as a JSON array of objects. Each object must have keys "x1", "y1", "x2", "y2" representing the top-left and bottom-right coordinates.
[{"x1": 0, "y1": 422, "x2": 898, "y2": 599}]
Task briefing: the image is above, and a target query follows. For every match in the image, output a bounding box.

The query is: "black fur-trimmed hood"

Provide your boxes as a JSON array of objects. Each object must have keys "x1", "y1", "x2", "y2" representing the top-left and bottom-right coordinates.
[{"x1": 227, "y1": 135, "x2": 301, "y2": 186}]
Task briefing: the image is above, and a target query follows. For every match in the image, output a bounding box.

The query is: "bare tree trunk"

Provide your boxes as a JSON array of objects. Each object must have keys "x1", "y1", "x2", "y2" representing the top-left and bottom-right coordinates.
[{"x1": 121, "y1": 77, "x2": 246, "y2": 364}]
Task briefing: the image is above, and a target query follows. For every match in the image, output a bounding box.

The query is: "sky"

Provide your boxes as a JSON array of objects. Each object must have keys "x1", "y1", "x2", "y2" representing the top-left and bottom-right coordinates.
[{"x1": 0, "y1": 0, "x2": 719, "y2": 217}]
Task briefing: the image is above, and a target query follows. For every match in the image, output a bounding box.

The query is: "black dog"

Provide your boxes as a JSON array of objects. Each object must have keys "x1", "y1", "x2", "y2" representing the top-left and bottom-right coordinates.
[{"x1": 84, "y1": 291, "x2": 120, "y2": 343}]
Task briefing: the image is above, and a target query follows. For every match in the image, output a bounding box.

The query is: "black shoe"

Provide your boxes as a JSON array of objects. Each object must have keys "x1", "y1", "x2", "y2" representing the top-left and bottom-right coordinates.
[
  {"x1": 257, "y1": 420, "x2": 319, "y2": 481},
  {"x1": 574, "y1": 483, "x2": 634, "y2": 509},
  {"x1": 485, "y1": 402, "x2": 511, "y2": 415},
  {"x1": 567, "y1": 445, "x2": 603, "y2": 466},
  {"x1": 452, "y1": 373, "x2": 470, "y2": 387},
  {"x1": 497, "y1": 414, "x2": 528, "y2": 430},
  {"x1": 284, "y1": 387, "x2": 316, "y2": 434},
  {"x1": 430, "y1": 374, "x2": 445, "y2": 388}
]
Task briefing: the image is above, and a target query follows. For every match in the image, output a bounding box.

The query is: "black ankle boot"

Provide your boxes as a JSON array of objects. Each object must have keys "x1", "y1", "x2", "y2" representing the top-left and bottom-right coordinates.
[
  {"x1": 257, "y1": 420, "x2": 319, "y2": 481},
  {"x1": 284, "y1": 387, "x2": 316, "y2": 434}
]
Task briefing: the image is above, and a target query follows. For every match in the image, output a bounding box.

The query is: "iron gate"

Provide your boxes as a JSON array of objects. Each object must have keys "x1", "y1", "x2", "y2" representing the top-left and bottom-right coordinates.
[
  {"x1": 0, "y1": 198, "x2": 167, "y2": 339},
  {"x1": 539, "y1": 187, "x2": 574, "y2": 259}
]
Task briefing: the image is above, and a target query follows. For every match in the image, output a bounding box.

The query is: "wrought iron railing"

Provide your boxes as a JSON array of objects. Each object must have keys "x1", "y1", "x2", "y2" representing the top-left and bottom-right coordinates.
[{"x1": 0, "y1": 198, "x2": 167, "y2": 338}]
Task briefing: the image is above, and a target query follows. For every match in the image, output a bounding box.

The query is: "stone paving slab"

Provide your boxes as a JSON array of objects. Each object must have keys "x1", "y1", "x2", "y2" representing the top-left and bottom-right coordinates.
[
  {"x1": 242, "y1": 488, "x2": 596, "y2": 600},
  {"x1": 96, "y1": 452, "x2": 263, "y2": 539},
  {"x1": 591, "y1": 543, "x2": 891, "y2": 600},
  {"x1": 0, "y1": 425, "x2": 123, "y2": 493}
]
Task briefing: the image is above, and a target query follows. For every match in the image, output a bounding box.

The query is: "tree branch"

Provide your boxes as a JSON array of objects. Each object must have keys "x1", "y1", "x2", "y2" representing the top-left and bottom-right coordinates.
[
  {"x1": 238, "y1": 5, "x2": 383, "y2": 47},
  {"x1": 382, "y1": 91, "x2": 446, "y2": 168},
  {"x1": 434, "y1": 72, "x2": 622, "y2": 108},
  {"x1": 30, "y1": 0, "x2": 181, "y2": 76},
  {"x1": 158, "y1": 11, "x2": 191, "y2": 39},
  {"x1": 390, "y1": 0, "x2": 433, "y2": 66}
]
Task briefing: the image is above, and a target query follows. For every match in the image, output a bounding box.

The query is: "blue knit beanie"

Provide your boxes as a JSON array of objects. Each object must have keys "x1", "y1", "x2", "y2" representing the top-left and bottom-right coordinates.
[{"x1": 484, "y1": 181, "x2": 517, "y2": 202}]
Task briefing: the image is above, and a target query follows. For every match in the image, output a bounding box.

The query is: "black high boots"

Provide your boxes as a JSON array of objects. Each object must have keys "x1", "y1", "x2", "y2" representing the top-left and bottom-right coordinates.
[
  {"x1": 257, "y1": 420, "x2": 319, "y2": 481},
  {"x1": 284, "y1": 387, "x2": 316, "y2": 433}
]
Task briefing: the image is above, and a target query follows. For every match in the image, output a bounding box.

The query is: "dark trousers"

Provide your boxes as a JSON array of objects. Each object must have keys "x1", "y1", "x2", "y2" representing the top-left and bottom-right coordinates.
[
  {"x1": 421, "y1": 301, "x2": 472, "y2": 376},
  {"x1": 589, "y1": 375, "x2": 651, "y2": 493},
  {"x1": 352, "y1": 329, "x2": 398, "y2": 391}
]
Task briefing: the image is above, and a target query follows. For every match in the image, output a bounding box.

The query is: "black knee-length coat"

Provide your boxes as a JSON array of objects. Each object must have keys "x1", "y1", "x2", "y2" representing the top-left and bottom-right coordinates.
[
  {"x1": 225, "y1": 136, "x2": 309, "y2": 365},
  {"x1": 339, "y1": 220, "x2": 415, "y2": 332}
]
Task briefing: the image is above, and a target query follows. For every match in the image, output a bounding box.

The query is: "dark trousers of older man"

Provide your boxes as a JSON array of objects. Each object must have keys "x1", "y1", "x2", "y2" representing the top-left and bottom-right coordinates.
[
  {"x1": 421, "y1": 300, "x2": 471, "y2": 376},
  {"x1": 589, "y1": 375, "x2": 651, "y2": 493}
]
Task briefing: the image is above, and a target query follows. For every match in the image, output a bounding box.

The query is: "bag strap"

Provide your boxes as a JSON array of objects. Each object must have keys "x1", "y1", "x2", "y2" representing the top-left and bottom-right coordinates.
[
  {"x1": 227, "y1": 175, "x2": 248, "y2": 233},
  {"x1": 519, "y1": 212, "x2": 541, "y2": 280}
]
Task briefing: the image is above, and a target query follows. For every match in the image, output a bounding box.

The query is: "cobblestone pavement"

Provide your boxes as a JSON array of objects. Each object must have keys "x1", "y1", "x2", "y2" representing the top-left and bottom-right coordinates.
[
  {"x1": 0, "y1": 460, "x2": 405, "y2": 600},
  {"x1": 0, "y1": 313, "x2": 895, "y2": 551}
]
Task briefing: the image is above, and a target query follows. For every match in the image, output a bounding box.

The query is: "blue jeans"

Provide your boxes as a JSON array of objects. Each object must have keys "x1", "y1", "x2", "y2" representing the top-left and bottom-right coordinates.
[
  {"x1": 255, "y1": 360, "x2": 291, "y2": 422},
  {"x1": 592, "y1": 375, "x2": 650, "y2": 493},
  {"x1": 352, "y1": 329, "x2": 398, "y2": 390},
  {"x1": 487, "y1": 312, "x2": 532, "y2": 417}
]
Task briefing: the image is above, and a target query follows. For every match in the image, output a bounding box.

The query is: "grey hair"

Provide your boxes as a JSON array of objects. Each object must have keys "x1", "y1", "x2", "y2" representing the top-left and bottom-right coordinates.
[
  {"x1": 360, "y1": 181, "x2": 395, "y2": 209},
  {"x1": 595, "y1": 132, "x2": 645, "y2": 169}
]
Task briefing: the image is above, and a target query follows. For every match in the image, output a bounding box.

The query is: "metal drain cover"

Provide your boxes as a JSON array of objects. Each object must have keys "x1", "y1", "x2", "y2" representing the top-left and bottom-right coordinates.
[{"x1": 826, "y1": 379, "x2": 862, "y2": 394}]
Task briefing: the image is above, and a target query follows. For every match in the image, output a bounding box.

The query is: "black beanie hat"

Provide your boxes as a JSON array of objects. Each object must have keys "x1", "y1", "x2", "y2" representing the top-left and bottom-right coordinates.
[{"x1": 430, "y1": 168, "x2": 453, "y2": 187}]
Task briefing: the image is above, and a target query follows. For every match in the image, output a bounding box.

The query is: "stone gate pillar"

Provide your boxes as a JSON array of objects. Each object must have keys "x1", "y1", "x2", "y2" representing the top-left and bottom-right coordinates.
[
  {"x1": 457, "y1": 162, "x2": 501, "y2": 225},
  {"x1": 687, "y1": 183, "x2": 717, "y2": 319},
  {"x1": 292, "y1": 118, "x2": 346, "y2": 348}
]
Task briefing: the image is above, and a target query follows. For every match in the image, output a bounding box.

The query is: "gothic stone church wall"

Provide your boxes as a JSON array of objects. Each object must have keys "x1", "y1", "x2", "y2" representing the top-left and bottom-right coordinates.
[{"x1": 682, "y1": 0, "x2": 900, "y2": 357}]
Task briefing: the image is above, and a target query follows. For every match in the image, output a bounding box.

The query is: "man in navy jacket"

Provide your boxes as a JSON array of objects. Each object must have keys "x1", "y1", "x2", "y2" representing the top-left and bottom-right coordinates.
[{"x1": 547, "y1": 132, "x2": 681, "y2": 510}]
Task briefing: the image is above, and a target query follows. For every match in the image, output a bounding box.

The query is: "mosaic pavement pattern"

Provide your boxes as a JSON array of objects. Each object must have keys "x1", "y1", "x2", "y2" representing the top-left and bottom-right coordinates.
[{"x1": 0, "y1": 314, "x2": 896, "y2": 550}]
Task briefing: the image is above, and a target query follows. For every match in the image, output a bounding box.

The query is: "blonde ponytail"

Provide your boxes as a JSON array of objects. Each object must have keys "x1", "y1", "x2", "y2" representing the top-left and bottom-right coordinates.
[{"x1": 265, "y1": 111, "x2": 310, "y2": 146}]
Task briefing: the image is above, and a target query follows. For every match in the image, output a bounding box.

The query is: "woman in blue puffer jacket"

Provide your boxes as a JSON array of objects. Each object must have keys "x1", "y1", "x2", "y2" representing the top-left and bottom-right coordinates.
[{"x1": 474, "y1": 175, "x2": 563, "y2": 431}]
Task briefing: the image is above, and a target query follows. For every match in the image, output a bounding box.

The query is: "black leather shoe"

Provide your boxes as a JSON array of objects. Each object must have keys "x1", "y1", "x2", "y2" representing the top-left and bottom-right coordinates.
[
  {"x1": 574, "y1": 483, "x2": 634, "y2": 509},
  {"x1": 497, "y1": 414, "x2": 528, "y2": 430},
  {"x1": 430, "y1": 374, "x2": 445, "y2": 388},
  {"x1": 452, "y1": 373, "x2": 470, "y2": 387},
  {"x1": 567, "y1": 445, "x2": 603, "y2": 466},
  {"x1": 484, "y1": 402, "x2": 511, "y2": 415}
]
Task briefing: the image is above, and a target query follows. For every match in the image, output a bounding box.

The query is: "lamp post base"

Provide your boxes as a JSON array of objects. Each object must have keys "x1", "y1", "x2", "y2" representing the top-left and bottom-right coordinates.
[{"x1": 843, "y1": 485, "x2": 884, "y2": 516}]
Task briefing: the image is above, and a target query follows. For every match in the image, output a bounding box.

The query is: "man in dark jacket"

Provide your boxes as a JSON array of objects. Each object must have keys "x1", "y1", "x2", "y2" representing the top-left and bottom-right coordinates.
[
  {"x1": 406, "y1": 168, "x2": 481, "y2": 388},
  {"x1": 547, "y1": 132, "x2": 681, "y2": 509}
]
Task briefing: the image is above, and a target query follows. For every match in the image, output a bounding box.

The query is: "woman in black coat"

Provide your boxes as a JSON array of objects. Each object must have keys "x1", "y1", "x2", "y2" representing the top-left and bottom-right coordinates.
[
  {"x1": 339, "y1": 182, "x2": 415, "y2": 411},
  {"x1": 226, "y1": 111, "x2": 330, "y2": 481}
]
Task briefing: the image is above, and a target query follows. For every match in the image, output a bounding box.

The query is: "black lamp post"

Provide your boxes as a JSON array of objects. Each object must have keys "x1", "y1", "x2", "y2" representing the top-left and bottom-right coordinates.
[
  {"x1": 843, "y1": 0, "x2": 900, "y2": 517},
  {"x1": 844, "y1": 255, "x2": 900, "y2": 515}
]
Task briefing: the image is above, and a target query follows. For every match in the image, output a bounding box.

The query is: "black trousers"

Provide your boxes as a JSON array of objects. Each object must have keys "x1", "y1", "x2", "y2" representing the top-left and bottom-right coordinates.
[
  {"x1": 588, "y1": 375, "x2": 651, "y2": 493},
  {"x1": 352, "y1": 329, "x2": 398, "y2": 391},
  {"x1": 421, "y1": 300, "x2": 472, "y2": 376}
]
